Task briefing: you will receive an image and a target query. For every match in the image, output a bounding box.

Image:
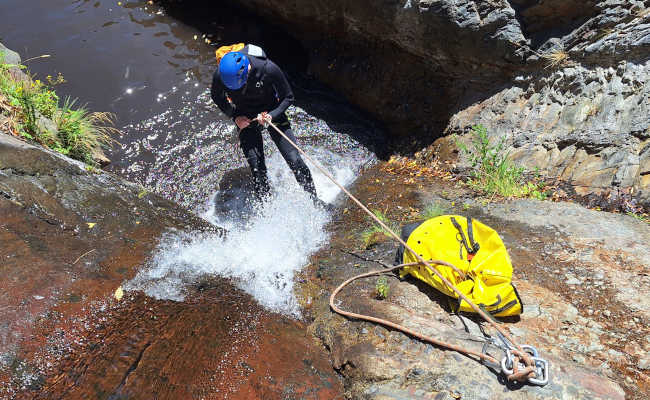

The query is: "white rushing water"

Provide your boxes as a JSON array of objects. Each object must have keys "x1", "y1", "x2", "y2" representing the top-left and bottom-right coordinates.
[{"x1": 125, "y1": 146, "x2": 364, "y2": 317}]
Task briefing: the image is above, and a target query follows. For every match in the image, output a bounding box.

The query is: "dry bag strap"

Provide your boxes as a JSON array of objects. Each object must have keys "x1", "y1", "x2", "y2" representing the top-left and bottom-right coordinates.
[
  {"x1": 451, "y1": 216, "x2": 480, "y2": 261},
  {"x1": 466, "y1": 216, "x2": 480, "y2": 254}
]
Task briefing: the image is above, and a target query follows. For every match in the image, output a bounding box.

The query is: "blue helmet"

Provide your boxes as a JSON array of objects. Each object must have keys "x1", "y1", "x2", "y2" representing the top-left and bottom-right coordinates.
[{"x1": 219, "y1": 51, "x2": 250, "y2": 90}]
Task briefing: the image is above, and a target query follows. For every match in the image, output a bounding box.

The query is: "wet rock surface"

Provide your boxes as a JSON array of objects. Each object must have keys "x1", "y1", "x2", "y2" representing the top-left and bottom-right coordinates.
[
  {"x1": 300, "y1": 164, "x2": 649, "y2": 399},
  {"x1": 0, "y1": 42, "x2": 21, "y2": 66},
  {"x1": 0, "y1": 131, "x2": 343, "y2": 399}
]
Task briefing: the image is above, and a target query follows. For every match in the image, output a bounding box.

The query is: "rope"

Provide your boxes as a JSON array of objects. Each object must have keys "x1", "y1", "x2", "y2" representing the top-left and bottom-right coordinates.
[
  {"x1": 266, "y1": 120, "x2": 538, "y2": 381},
  {"x1": 329, "y1": 263, "x2": 500, "y2": 366}
]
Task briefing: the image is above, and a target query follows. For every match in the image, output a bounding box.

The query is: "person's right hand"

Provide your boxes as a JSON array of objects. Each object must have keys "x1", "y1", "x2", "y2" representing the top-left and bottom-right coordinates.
[{"x1": 235, "y1": 116, "x2": 251, "y2": 130}]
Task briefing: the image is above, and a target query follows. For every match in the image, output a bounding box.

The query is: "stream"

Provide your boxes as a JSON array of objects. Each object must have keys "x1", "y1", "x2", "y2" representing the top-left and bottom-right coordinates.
[{"x1": 0, "y1": 0, "x2": 386, "y2": 397}]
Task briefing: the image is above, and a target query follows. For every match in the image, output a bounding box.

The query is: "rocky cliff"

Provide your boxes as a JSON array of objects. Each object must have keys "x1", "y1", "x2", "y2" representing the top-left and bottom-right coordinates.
[
  {"x1": 189, "y1": 0, "x2": 650, "y2": 206},
  {"x1": 447, "y1": 0, "x2": 650, "y2": 206}
]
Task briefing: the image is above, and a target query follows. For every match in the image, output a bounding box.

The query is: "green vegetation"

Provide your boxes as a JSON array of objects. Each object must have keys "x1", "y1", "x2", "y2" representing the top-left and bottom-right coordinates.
[
  {"x1": 419, "y1": 202, "x2": 447, "y2": 219},
  {"x1": 375, "y1": 276, "x2": 389, "y2": 300},
  {"x1": 0, "y1": 53, "x2": 117, "y2": 166},
  {"x1": 55, "y1": 98, "x2": 118, "y2": 164},
  {"x1": 627, "y1": 211, "x2": 650, "y2": 224},
  {"x1": 360, "y1": 209, "x2": 399, "y2": 249},
  {"x1": 456, "y1": 124, "x2": 550, "y2": 199},
  {"x1": 85, "y1": 165, "x2": 100, "y2": 174}
]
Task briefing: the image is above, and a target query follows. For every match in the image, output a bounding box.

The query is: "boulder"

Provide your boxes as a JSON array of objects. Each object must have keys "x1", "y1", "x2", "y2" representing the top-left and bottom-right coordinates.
[
  {"x1": 0, "y1": 42, "x2": 21, "y2": 65},
  {"x1": 308, "y1": 168, "x2": 648, "y2": 398}
]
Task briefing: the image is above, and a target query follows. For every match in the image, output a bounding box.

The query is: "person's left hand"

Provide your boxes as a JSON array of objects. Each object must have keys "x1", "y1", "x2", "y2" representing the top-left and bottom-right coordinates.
[
  {"x1": 235, "y1": 116, "x2": 251, "y2": 130},
  {"x1": 256, "y1": 112, "x2": 272, "y2": 127}
]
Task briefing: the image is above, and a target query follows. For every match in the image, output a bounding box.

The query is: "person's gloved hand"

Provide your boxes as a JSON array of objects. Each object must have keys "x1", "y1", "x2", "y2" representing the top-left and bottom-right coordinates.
[
  {"x1": 235, "y1": 116, "x2": 251, "y2": 130},
  {"x1": 256, "y1": 112, "x2": 272, "y2": 127}
]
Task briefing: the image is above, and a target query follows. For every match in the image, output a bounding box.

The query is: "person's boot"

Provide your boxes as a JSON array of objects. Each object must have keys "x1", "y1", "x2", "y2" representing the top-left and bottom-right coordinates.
[{"x1": 312, "y1": 196, "x2": 337, "y2": 213}]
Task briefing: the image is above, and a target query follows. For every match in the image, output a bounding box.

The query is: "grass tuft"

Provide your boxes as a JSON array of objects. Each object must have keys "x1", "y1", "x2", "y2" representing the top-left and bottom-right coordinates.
[
  {"x1": 456, "y1": 125, "x2": 549, "y2": 199},
  {"x1": 55, "y1": 98, "x2": 119, "y2": 164},
  {"x1": 419, "y1": 202, "x2": 447, "y2": 219},
  {"x1": 0, "y1": 57, "x2": 118, "y2": 166},
  {"x1": 634, "y1": 7, "x2": 650, "y2": 19},
  {"x1": 627, "y1": 211, "x2": 649, "y2": 224},
  {"x1": 541, "y1": 48, "x2": 569, "y2": 69},
  {"x1": 360, "y1": 209, "x2": 399, "y2": 249}
]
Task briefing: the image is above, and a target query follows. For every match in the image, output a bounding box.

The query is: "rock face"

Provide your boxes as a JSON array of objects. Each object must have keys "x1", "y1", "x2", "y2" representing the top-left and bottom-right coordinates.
[
  {"x1": 446, "y1": 1, "x2": 650, "y2": 207},
  {"x1": 228, "y1": 0, "x2": 530, "y2": 139},
  {"x1": 305, "y1": 165, "x2": 649, "y2": 399},
  {"x1": 168, "y1": 0, "x2": 650, "y2": 206}
]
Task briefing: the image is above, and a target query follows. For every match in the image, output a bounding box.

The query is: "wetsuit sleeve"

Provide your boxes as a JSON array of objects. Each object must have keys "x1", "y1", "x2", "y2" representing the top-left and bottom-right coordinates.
[
  {"x1": 211, "y1": 70, "x2": 235, "y2": 118},
  {"x1": 265, "y1": 61, "x2": 294, "y2": 121}
]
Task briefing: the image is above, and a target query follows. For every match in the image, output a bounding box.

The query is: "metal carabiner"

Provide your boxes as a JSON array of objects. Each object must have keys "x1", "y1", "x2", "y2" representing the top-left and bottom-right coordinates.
[
  {"x1": 501, "y1": 350, "x2": 550, "y2": 386},
  {"x1": 528, "y1": 357, "x2": 549, "y2": 386},
  {"x1": 500, "y1": 349, "x2": 515, "y2": 374},
  {"x1": 481, "y1": 339, "x2": 505, "y2": 371}
]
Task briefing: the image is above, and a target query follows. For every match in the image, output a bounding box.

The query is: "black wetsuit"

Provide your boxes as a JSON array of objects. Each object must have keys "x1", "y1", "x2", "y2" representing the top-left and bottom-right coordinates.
[{"x1": 211, "y1": 45, "x2": 316, "y2": 200}]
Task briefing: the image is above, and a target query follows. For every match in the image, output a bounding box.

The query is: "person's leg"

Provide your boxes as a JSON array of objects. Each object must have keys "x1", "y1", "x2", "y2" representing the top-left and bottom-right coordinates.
[
  {"x1": 268, "y1": 114, "x2": 318, "y2": 200},
  {"x1": 238, "y1": 123, "x2": 270, "y2": 200}
]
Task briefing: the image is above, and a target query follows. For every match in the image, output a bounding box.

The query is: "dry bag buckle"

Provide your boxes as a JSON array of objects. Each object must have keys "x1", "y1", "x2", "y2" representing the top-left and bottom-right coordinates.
[{"x1": 500, "y1": 345, "x2": 549, "y2": 386}]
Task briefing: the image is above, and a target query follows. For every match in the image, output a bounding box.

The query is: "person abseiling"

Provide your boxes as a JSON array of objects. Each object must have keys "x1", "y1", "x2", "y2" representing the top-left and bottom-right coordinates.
[{"x1": 211, "y1": 44, "x2": 322, "y2": 205}]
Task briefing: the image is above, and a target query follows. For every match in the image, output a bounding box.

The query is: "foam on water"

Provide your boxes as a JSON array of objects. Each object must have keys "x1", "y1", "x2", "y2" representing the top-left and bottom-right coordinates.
[
  {"x1": 125, "y1": 147, "x2": 362, "y2": 317},
  {"x1": 117, "y1": 84, "x2": 379, "y2": 316}
]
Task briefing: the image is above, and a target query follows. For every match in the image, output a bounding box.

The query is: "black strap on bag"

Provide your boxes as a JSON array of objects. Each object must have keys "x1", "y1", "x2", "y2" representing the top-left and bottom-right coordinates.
[
  {"x1": 451, "y1": 216, "x2": 480, "y2": 261},
  {"x1": 466, "y1": 216, "x2": 480, "y2": 254}
]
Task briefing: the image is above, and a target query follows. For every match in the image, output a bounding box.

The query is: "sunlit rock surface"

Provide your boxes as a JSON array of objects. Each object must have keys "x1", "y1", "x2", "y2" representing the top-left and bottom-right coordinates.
[{"x1": 306, "y1": 166, "x2": 648, "y2": 399}]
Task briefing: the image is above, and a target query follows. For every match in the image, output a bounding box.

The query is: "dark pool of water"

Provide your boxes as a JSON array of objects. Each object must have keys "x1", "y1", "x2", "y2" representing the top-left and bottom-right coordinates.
[
  {"x1": 1, "y1": 0, "x2": 232, "y2": 125},
  {"x1": 1, "y1": 0, "x2": 385, "y2": 202},
  {"x1": 0, "y1": 0, "x2": 383, "y2": 148}
]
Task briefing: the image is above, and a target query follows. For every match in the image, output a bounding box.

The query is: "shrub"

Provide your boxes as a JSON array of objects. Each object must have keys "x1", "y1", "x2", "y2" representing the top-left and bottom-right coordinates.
[{"x1": 457, "y1": 125, "x2": 548, "y2": 199}]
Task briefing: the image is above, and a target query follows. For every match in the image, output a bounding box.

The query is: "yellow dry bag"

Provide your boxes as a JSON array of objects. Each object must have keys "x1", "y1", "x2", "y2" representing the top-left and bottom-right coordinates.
[
  {"x1": 398, "y1": 215, "x2": 523, "y2": 317},
  {"x1": 215, "y1": 43, "x2": 245, "y2": 64}
]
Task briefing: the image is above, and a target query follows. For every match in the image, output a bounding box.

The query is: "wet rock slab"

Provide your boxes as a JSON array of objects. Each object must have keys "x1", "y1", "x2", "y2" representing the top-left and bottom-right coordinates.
[
  {"x1": 14, "y1": 289, "x2": 341, "y2": 400},
  {"x1": 0, "y1": 132, "x2": 343, "y2": 399},
  {"x1": 304, "y1": 166, "x2": 648, "y2": 399}
]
